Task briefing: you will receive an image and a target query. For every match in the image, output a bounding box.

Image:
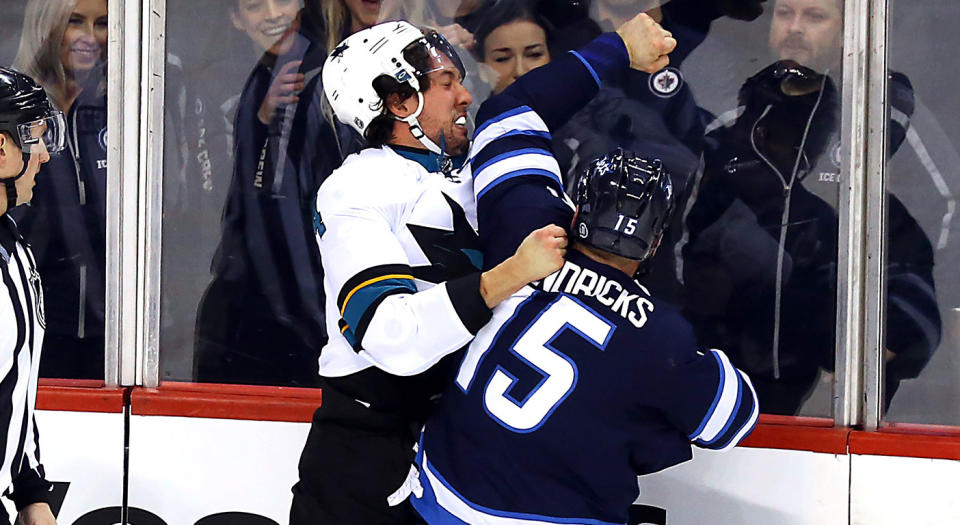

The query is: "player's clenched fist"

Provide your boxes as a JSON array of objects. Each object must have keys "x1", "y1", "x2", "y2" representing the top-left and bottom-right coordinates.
[
  {"x1": 480, "y1": 225, "x2": 568, "y2": 309},
  {"x1": 514, "y1": 224, "x2": 568, "y2": 282},
  {"x1": 616, "y1": 13, "x2": 677, "y2": 74}
]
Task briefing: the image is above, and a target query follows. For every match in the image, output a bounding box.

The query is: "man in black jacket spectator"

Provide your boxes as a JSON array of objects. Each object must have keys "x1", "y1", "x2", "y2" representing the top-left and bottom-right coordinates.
[{"x1": 681, "y1": 0, "x2": 942, "y2": 414}]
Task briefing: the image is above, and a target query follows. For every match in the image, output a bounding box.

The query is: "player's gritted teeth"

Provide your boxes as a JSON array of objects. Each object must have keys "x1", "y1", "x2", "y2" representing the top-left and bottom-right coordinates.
[{"x1": 454, "y1": 114, "x2": 468, "y2": 137}]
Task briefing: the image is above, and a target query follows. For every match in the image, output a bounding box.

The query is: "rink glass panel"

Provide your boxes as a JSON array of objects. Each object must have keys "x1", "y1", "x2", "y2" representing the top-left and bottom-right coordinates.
[
  {"x1": 3, "y1": 0, "x2": 108, "y2": 381},
  {"x1": 677, "y1": 1, "x2": 846, "y2": 418},
  {"x1": 881, "y1": 0, "x2": 960, "y2": 426},
  {"x1": 159, "y1": 0, "x2": 322, "y2": 387},
  {"x1": 155, "y1": 0, "x2": 854, "y2": 413}
]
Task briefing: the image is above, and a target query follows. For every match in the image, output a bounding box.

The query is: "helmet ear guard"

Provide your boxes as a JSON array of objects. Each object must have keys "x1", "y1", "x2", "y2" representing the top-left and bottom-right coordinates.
[{"x1": 573, "y1": 148, "x2": 675, "y2": 263}]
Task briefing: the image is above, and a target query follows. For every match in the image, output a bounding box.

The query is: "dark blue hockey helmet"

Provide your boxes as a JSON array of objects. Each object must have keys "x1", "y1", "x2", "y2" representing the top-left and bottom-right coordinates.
[{"x1": 572, "y1": 148, "x2": 675, "y2": 262}]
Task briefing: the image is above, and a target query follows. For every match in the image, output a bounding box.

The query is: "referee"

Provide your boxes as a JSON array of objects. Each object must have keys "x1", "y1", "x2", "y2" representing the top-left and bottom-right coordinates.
[{"x1": 0, "y1": 66, "x2": 66, "y2": 525}]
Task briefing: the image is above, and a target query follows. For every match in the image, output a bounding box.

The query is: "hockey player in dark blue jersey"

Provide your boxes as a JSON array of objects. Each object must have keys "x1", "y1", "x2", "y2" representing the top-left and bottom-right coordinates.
[{"x1": 408, "y1": 149, "x2": 759, "y2": 525}]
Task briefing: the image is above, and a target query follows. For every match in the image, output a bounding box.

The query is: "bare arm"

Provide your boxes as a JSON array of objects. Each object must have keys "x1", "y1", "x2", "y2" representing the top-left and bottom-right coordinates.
[{"x1": 480, "y1": 224, "x2": 567, "y2": 308}]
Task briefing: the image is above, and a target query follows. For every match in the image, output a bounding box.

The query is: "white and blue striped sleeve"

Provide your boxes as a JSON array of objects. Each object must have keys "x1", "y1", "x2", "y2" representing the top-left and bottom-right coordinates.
[
  {"x1": 686, "y1": 349, "x2": 760, "y2": 450},
  {"x1": 469, "y1": 32, "x2": 631, "y2": 204},
  {"x1": 468, "y1": 109, "x2": 573, "y2": 269}
]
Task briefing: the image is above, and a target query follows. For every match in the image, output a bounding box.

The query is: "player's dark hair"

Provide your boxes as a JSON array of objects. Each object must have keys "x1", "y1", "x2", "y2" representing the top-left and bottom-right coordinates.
[
  {"x1": 364, "y1": 40, "x2": 438, "y2": 148},
  {"x1": 473, "y1": 0, "x2": 556, "y2": 62}
]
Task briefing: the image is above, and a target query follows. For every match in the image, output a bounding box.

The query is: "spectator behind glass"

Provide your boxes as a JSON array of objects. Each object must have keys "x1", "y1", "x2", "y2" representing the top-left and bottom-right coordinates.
[
  {"x1": 681, "y1": 0, "x2": 941, "y2": 414},
  {"x1": 220, "y1": 0, "x2": 304, "y2": 142},
  {"x1": 322, "y1": 0, "x2": 426, "y2": 51},
  {"x1": 157, "y1": 0, "x2": 306, "y2": 380},
  {"x1": 194, "y1": 0, "x2": 433, "y2": 386},
  {"x1": 472, "y1": 0, "x2": 553, "y2": 98},
  {"x1": 11, "y1": 0, "x2": 108, "y2": 380},
  {"x1": 194, "y1": 0, "x2": 366, "y2": 387}
]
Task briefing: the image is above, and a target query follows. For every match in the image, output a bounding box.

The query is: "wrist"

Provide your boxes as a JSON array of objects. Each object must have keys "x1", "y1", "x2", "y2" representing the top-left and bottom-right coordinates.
[
  {"x1": 481, "y1": 256, "x2": 527, "y2": 308},
  {"x1": 573, "y1": 32, "x2": 631, "y2": 86},
  {"x1": 257, "y1": 105, "x2": 272, "y2": 125}
]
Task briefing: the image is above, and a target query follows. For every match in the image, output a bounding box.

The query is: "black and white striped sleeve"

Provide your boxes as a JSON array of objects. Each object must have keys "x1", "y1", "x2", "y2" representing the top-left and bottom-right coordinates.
[{"x1": 0, "y1": 217, "x2": 52, "y2": 509}]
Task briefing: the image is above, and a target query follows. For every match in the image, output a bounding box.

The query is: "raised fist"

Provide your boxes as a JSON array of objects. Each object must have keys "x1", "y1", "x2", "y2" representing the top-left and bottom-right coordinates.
[{"x1": 615, "y1": 13, "x2": 677, "y2": 74}]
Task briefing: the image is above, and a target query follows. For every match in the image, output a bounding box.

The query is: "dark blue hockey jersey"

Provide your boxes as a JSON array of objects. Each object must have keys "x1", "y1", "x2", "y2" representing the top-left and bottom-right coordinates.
[
  {"x1": 410, "y1": 251, "x2": 758, "y2": 525},
  {"x1": 470, "y1": 33, "x2": 630, "y2": 270}
]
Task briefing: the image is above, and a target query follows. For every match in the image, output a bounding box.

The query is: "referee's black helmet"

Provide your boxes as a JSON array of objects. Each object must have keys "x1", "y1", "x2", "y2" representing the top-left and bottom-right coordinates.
[{"x1": 572, "y1": 148, "x2": 675, "y2": 263}]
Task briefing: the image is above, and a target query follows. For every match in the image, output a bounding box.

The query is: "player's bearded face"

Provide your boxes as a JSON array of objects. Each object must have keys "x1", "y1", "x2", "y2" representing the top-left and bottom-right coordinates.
[{"x1": 419, "y1": 59, "x2": 473, "y2": 156}]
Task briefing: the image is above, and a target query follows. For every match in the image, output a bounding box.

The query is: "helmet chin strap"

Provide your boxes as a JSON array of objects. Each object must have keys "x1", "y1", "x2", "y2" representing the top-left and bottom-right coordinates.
[
  {"x1": 397, "y1": 92, "x2": 443, "y2": 155},
  {"x1": 2, "y1": 151, "x2": 30, "y2": 211}
]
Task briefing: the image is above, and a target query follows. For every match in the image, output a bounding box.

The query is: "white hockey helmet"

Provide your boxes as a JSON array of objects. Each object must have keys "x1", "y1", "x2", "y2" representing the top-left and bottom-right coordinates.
[{"x1": 322, "y1": 21, "x2": 466, "y2": 153}]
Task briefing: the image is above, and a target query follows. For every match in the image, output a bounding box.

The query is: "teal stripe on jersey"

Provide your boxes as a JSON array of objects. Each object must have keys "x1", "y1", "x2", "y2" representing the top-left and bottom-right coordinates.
[{"x1": 342, "y1": 278, "x2": 417, "y2": 332}]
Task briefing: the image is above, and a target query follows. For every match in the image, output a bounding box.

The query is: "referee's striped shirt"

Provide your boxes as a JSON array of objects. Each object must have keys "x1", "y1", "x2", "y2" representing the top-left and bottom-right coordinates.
[{"x1": 0, "y1": 214, "x2": 52, "y2": 514}]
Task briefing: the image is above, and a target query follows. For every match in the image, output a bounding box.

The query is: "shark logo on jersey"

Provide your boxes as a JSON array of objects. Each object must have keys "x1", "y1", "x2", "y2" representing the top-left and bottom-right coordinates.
[{"x1": 408, "y1": 194, "x2": 482, "y2": 283}]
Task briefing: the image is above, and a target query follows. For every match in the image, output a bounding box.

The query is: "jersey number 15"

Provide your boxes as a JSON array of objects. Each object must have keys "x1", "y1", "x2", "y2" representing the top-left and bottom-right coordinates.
[{"x1": 456, "y1": 295, "x2": 615, "y2": 432}]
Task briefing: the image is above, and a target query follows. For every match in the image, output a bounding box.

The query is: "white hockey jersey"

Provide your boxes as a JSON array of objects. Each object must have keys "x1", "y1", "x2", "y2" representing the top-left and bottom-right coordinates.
[{"x1": 314, "y1": 145, "x2": 490, "y2": 378}]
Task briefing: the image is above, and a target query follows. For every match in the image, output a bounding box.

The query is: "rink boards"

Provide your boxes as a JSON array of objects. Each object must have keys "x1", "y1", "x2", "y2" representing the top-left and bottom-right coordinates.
[{"x1": 24, "y1": 404, "x2": 960, "y2": 525}]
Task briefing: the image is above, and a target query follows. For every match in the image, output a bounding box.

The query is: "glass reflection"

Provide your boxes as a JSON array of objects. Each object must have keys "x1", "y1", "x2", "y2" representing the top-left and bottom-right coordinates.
[
  {"x1": 172, "y1": 0, "x2": 420, "y2": 386},
  {"x1": 884, "y1": 0, "x2": 960, "y2": 425},
  {"x1": 151, "y1": 0, "x2": 952, "y2": 420},
  {"x1": 193, "y1": 1, "x2": 347, "y2": 387},
  {"x1": 683, "y1": 0, "x2": 939, "y2": 416},
  {"x1": 10, "y1": 0, "x2": 108, "y2": 380}
]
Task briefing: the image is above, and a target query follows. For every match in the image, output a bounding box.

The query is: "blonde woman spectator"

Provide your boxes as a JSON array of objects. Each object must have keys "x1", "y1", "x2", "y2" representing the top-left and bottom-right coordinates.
[
  {"x1": 9, "y1": 0, "x2": 109, "y2": 380},
  {"x1": 13, "y1": 0, "x2": 106, "y2": 112},
  {"x1": 323, "y1": 0, "x2": 427, "y2": 51}
]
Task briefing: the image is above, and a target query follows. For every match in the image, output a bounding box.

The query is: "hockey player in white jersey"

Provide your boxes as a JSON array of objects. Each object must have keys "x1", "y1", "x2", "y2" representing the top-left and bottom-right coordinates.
[{"x1": 409, "y1": 149, "x2": 759, "y2": 525}]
